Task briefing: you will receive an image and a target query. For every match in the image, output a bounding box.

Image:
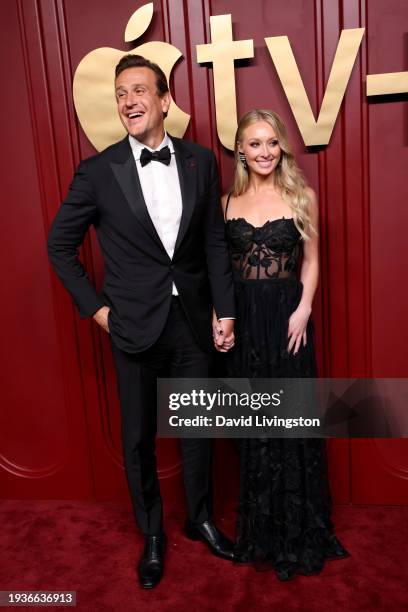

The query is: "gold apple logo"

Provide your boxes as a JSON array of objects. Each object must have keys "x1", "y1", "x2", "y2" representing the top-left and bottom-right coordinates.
[{"x1": 73, "y1": 3, "x2": 190, "y2": 152}]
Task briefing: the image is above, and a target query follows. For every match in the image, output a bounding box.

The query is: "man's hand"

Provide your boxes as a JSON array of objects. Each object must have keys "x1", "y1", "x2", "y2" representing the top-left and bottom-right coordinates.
[
  {"x1": 212, "y1": 311, "x2": 235, "y2": 352},
  {"x1": 93, "y1": 306, "x2": 110, "y2": 333}
]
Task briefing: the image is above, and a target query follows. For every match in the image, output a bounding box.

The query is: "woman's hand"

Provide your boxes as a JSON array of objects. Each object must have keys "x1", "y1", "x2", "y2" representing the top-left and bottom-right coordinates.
[{"x1": 287, "y1": 304, "x2": 312, "y2": 355}]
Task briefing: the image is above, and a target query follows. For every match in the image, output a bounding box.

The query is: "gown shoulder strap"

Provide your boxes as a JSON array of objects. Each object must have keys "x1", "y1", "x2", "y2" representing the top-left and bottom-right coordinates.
[{"x1": 224, "y1": 192, "x2": 232, "y2": 221}]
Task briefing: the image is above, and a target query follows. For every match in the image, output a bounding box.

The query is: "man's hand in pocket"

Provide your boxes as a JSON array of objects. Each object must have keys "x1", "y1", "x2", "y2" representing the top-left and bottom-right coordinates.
[{"x1": 93, "y1": 306, "x2": 110, "y2": 333}]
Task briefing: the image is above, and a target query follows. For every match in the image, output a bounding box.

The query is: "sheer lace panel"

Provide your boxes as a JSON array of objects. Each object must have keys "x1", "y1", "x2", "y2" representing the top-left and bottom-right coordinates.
[{"x1": 226, "y1": 217, "x2": 302, "y2": 280}]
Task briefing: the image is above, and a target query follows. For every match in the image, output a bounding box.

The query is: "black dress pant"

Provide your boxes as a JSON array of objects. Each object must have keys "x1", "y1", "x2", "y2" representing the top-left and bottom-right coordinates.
[{"x1": 110, "y1": 297, "x2": 212, "y2": 535}]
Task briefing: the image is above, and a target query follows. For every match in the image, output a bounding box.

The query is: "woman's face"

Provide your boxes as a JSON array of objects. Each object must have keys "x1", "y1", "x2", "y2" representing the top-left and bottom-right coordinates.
[{"x1": 239, "y1": 120, "x2": 282, "y2": 177}]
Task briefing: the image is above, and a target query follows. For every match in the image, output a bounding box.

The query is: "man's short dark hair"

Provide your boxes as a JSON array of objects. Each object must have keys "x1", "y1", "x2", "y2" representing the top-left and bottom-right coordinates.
[{"x1": 115, "y1": 54, "x2": 169, "y2": 97}]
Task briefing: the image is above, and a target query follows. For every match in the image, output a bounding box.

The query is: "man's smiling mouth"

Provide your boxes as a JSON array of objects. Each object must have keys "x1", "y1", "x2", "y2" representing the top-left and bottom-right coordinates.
[{"x1": 128, "y1": 111, "x2": 145, "y2": 120}]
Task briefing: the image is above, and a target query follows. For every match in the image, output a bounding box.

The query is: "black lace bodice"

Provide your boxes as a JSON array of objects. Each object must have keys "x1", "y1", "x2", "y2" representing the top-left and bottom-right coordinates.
[{"x1": 225, "y1": 217, "x2": 302, "y2": 280}]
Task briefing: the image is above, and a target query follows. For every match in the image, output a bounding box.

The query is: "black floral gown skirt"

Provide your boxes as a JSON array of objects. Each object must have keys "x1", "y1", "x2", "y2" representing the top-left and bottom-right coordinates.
[{"x1": 225, "y1": 217, "x2": 349, "y2": 580}]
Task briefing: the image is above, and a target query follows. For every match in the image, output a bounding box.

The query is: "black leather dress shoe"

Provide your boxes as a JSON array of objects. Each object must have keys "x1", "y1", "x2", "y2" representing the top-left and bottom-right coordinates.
[
  {"x1": 184, "y1": 519, "x2": 235, "y2": 561},
  {"x1": 138, "y1": 534, "x2": 166, "y2": 589}
]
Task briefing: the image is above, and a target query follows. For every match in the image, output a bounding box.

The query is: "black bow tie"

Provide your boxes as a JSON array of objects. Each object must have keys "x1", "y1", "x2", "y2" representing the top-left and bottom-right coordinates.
[{"x1": 140, "y1": 146, "x2": 171, "y2": 167}]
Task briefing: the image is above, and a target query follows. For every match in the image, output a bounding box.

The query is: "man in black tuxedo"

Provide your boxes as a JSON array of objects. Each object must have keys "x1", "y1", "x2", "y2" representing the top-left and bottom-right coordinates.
[{"x1": 47, "y1": 54, "x2": 235, "y2": 589}]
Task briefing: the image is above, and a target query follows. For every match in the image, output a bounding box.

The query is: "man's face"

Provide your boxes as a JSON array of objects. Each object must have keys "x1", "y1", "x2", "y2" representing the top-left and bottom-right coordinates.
[{"x1": 115, "y1": 66, "x2": 170, "y2": 144}]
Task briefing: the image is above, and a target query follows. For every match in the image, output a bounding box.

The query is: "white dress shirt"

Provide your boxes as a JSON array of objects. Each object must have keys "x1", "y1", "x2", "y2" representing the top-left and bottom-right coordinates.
[{"x1": 129, "y1": 132, "x2": 182, "y2": 295}]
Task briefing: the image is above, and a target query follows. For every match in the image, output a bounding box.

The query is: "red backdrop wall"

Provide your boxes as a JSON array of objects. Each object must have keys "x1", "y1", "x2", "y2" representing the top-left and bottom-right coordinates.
[{"x1": 1, "y1": 0, "x2": 407, "y2": 511}]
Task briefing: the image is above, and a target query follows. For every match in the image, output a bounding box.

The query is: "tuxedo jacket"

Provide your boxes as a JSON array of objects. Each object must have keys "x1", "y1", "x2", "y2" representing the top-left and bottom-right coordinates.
[{"x1": 47, "y1": 135, "x2": 235, "y2": 353}]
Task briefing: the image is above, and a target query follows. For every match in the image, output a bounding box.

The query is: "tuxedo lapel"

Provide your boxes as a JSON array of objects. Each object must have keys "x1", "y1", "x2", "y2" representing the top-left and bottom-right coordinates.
[
  {"x1": 109, "y1": 138, "x2": 166, "y2": 252},
  {"x1": 171, "y1": 137, "x2": 198, "y2": 253}
]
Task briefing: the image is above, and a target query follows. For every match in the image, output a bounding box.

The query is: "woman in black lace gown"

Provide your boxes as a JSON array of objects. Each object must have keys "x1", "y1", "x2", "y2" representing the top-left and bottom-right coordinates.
[{"x1": 215, "y1": 109, "x2": 349, "y2": 580}]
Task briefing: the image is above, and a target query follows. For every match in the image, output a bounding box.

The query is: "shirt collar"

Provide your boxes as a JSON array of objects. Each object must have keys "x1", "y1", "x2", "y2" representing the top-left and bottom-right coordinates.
[{"x1": 129, "y1": 131, "x2": 174, "y2": 160}]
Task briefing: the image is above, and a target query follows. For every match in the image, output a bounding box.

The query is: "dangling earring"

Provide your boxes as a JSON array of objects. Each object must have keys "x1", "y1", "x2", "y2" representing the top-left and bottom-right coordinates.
[{"x1": 239, "y1": 151, "x2": 248, "y2": 170}]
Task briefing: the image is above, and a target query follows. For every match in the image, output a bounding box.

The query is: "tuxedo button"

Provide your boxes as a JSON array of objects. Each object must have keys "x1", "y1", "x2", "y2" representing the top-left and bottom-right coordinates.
[{"x1": 169, "y1": 264, "x2": 174, "y2": 270}]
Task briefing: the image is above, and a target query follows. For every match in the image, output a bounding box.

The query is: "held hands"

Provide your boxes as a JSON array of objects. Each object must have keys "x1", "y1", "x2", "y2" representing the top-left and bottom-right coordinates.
[
  {"x1": 287, "y1": 304, "x2": 312, "y2": 355},
  {"x1": 212, "y1": 309, "x2": 235, "y2": 352},
  {"x1": 93, "y1": 306, "x2": 110, "y2": 333}
]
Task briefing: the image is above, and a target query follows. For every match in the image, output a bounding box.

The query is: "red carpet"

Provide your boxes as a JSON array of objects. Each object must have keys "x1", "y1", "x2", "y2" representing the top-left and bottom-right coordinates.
[{"x1": 0, "y1": 500, "x2": 407, "y2": 611}]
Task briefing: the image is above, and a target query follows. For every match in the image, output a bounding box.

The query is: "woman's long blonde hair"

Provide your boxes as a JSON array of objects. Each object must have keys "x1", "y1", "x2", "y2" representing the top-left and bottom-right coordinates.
[{"x1": 232, "y1": 109, "x2": 316, "y2": 239}]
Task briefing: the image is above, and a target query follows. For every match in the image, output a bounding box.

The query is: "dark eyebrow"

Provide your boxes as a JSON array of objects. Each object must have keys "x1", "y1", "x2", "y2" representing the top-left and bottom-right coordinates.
[{"x1": 115, "y1": 83, "x2": 148, "y2": 92}]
